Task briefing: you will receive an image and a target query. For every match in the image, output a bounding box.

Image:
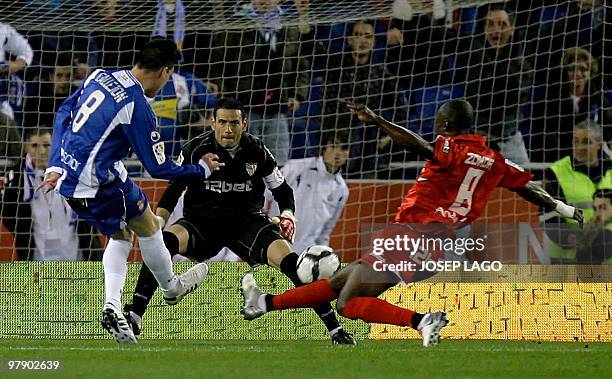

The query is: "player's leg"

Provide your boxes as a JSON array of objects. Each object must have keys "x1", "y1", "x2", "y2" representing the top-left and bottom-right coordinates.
[
  {"x1": 127, "y1": 193, "x2": 208, "y2": 305},
  {"x1": 241, "y1": 217, "x2": 354, "y2": 344},
  {"x1": 65, "y1": 194, "x2": 139, "y2": 344},
  {"x1": 334, "y1": 262, "x2": 448, "y2": 347},
  {"x1": 98, "y1": 228, "x2": 138, "y2": 343},
  {"x1": 125, "y1": 220, "x2": 206, "y2": 334},
  {"x1": 128, "y1": 223, "x2": 187, "y2": 317},
  {"x1": 125, "y1": 218, "x2": 220, "y2": 337}
]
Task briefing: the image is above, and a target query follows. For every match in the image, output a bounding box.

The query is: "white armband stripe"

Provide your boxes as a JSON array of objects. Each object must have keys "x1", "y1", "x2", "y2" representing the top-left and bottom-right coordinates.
[{"x1": 264, "y1": 166, "x2": 285, "y2": 190}]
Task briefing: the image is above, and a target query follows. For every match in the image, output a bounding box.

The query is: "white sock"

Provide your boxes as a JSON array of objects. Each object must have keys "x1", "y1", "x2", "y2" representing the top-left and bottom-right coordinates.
[
  {"x1": 257, "y1": 294, "x2": 268, "y2": 312},
  {"x1": 102, "y1": 238, "x2": 132, "y2": 310},
  {"x1": 137, "y1": 230, "x2": 178, "y2": 292}
]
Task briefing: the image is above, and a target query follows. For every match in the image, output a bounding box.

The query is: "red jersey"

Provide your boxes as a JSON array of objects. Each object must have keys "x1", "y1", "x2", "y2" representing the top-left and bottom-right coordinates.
[{"x1": 395, "y1": 134, "x2": 533, "y2": 224}]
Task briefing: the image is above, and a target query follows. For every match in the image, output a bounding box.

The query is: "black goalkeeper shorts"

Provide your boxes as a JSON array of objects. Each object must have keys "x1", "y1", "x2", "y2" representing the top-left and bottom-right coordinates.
[{"x1": 173, "y1": 213, "x2": 284, "y2": 266}]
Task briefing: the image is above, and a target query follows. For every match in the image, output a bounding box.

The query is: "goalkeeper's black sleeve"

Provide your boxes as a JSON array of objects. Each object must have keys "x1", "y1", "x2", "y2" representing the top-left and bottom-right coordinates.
[{"x1": 270, "y1": 181, "x2": 295, "y2": 214}]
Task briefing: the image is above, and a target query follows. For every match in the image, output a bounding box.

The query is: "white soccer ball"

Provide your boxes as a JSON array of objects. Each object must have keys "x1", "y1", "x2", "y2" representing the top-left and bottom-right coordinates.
[{"x1": 296, "y1": 245, "x2": 341, "y2": 283}]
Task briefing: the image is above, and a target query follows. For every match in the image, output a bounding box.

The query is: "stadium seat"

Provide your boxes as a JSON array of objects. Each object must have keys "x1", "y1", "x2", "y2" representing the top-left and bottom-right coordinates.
[
  {"x1": 459, "y1": 7, "x2": 479, "y2": 34},
  {"x1": 539, "y1": 6, "x2": 566, "y2": 31},
  {"x1": 407, "y1": 84, "x2": 465, "y2": 139},
  {"x1": 287, "y1": 83, "x2": 322, "y2": 159}
]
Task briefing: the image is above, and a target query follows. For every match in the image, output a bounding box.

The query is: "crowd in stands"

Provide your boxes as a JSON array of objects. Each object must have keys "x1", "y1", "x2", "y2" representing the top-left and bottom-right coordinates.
[{"x1": 0, "y1": 0, "x2": 610, "y2": 262}]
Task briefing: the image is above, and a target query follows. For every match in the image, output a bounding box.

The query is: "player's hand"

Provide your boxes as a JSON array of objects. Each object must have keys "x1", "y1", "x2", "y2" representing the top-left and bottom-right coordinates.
[
  {"x1": 344, "y1": 100, "x2": 377, "y2": 123},
  {"x1": 0, "y1": 59, "x2": 26, "y2": 75},
  {"x1": 36, "y1": 172, "x2": 61, "y2": 193},
  {"x1": 201, "y1": 153, "x2": 225, "y2": 173},
  {"x1": 272, "y1": 210, "x2": 297, "y2": 243},
  {"x1": 572, "y1": 208, "x2": 584, "y2": 227},
  {"x1": 206, "y1": 81, "x2": 219, "y2": 96}
]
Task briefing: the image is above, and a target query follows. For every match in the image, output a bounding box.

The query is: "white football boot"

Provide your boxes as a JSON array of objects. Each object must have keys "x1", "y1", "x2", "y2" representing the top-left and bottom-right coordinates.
[
  {"x1": 240, "y1": 273, "x2": 267, "y2": 320},
  {"x1": 163, "y1": 262, "x2": 209, "y2": 305},
  {"x1": 417, "y1": 311, "x2": 448, "y2": 347},
  {"x1": 101, "y1": 303, "x2": 137, "y2": 344}
]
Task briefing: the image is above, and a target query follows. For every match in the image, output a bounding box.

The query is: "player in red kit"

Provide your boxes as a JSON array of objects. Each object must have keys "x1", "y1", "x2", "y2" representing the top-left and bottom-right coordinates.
[{"x1": 240, "y1": 99, "x2": 583, "y2": 346}]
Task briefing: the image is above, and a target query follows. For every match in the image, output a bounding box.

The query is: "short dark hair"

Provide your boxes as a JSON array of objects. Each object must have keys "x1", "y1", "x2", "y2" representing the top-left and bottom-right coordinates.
[
  {"x1": 24, "y1": 127, "x2": 52, "y2": 142},
  {"x1": 486, "y1": 4, "x2": 514, "y2": 24},
  {"x1": 213, "y1": 97, "x2": 247, "y2": 121},
  {"x1": 437, "y1": 99, "x2": 474, "y2": 132},
  {"x1": 594, "y1": 189, "x2": 612, "y2": 202},
  {"x1": 135, "y1": 38, "x2": 181, "y2": 71},
  {"x1": 55, "y1": 52, "x2": 73, "y2": 67},
  {"x1": 320, "y1": 130, "x2": 351, "y2": 155},
  {"x1": 352, "y1": 19, "x2": 376, "y2": 34}
]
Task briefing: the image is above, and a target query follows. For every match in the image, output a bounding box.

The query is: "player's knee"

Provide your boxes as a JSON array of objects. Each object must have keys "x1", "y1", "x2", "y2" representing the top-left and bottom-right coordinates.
[
  {"x1": 335, "y1": 300, "x2": 347, "y2": 317},
  {"x1": 335, "y1": 291, "x2": 354, "y2": 318}
]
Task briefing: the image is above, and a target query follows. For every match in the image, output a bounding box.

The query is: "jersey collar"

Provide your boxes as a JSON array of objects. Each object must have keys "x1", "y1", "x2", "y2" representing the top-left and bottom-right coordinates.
[{"x1": 452, "y1": 134, "x2": 487, "y2": 145}]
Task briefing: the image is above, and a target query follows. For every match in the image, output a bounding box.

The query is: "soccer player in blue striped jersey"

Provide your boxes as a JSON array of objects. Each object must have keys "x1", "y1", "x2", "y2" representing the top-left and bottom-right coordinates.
[{"x1": 40, "y1": 38, "x2": 221, "y2": 344}]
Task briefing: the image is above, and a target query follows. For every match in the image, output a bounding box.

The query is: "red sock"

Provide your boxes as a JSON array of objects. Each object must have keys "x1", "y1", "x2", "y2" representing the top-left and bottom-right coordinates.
[
  {"x1": 270, "y1": 279, "x2": 338, "y2": 310},
  {"x1": 342, "y1": 297, "x2": 418, "y2": 328}
]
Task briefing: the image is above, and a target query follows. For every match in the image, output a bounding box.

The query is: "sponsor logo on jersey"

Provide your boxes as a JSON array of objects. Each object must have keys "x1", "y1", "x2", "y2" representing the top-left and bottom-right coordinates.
[
  {"x1": 204, "y1": 180, "x2": 253, "y2": 193},
  {"x1": 60, "y1": 148, "x2": 81, "y2": 171},
  {"x1": 245, "y1": 162, "x2": 257, "y2": 176},
  {"x1": 150, "y1": 131, "x2": 161, "y2": 142},
  {"x1": 152, "y1": 142, "x2": 166, "y2": 165}
]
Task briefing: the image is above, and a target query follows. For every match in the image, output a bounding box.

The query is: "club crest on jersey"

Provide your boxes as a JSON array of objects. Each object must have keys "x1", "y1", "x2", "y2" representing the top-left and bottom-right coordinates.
[
  {"x1": 245, "y1": 162, "x2": 257, "y2": 176},
  {"x1": 442, "y1": 139, "x2": 450, "y2": 153}
]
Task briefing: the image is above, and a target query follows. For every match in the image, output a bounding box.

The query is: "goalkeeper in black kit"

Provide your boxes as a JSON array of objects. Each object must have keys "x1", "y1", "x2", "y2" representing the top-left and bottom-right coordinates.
[{"x1": 123, "y1": 98, "x2": 355, "y2": 344}]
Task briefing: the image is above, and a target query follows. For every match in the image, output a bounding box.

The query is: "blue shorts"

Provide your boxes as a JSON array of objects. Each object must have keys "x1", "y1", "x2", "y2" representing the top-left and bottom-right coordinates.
[{"x1": 65, "y1": 179, "x2": 149, "y2": 236}]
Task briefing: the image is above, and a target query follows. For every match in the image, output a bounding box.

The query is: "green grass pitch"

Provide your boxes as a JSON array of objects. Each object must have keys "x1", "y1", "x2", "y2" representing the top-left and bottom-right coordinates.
[{"x1": 1, "y1": 339, "x2": 609, "y2": 379}]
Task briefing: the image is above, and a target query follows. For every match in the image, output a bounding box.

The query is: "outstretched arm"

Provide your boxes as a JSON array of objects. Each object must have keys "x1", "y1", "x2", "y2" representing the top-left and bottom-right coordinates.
[
  {"x1": 512, "y1": 181, "x2": 584, "y2": 225},
  {"x1": 345, "y1": 101, "x2": 433, "y2": 159}
]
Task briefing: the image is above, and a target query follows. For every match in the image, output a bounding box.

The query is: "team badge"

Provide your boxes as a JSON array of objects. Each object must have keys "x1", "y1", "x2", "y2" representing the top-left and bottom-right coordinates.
[
  {"x1": 152, "y1": 142, "x2": 166, "y2": 164},
  {"x1": 245, "y1": 163, "x2": 257, "y2": 176}
]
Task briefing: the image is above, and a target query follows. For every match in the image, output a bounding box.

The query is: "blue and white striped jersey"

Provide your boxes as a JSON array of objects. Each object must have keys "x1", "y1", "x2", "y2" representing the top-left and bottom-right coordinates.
[{"x1": 47, "y1": 69, "x2": 206, "y2": 198}]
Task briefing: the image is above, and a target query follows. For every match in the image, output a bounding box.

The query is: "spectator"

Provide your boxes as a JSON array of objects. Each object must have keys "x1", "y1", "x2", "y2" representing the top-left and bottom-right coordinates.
[
  {"x1": 208, "y1": 0, "x2": 309, "y2": 165},
  {"x1": 461, "y1": 6, "x2": 531, "y2": 165},
  {"x1": 0, "y1": 129, "x2": 102, "y2": 261},
  {"x1": 152, "y1": 0, "x2": 185, "y2": 49},
  {"x1": 177, "y1": 106, "x2": 214, "y2": 141},
  {"x1": 385, "y1": 14, "x2": 458, "y2": 90},
  {"x1": 542, "y1": 120, "x2": 612, "y2": 263},
  {"x1": 0, "y1": 22, "x2": 34, "y2": 122},
  {"x1": 577, "y1": 189, "x2": 612, "y2": 264},
  {"x1": 532, "y1": 47, "x2": 611, "y2": 162},
  {"x1": 0, "y1": 22, "x2": 33, "y2": 77},
  {"x1": 0, "y1": 113, "x2": 22, "y2": 172},
  {"x1": 23, "y1": 53, "x2": 75, "y2": 129},
  {"x1": 264, "y1": 130, "x2": 350, "y2": 253},
  {"x1": 150, "y1": 69, "x2": 217, "y2": 156},
  {"x1": 319, "y1": 19, "x2": 405, "y2": 178}
]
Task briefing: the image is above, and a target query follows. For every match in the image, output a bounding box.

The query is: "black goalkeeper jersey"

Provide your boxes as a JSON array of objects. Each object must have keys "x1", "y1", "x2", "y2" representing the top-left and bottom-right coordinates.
[{"x1": 158, "y1": 131, "x2": 286, "y2": 222}]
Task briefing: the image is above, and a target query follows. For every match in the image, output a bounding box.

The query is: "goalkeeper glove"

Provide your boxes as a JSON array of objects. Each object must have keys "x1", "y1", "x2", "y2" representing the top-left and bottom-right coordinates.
[{"x1": 272, "y1": 210, "x2": 297, "y2": 243}]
